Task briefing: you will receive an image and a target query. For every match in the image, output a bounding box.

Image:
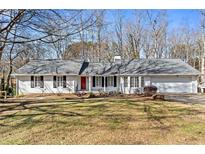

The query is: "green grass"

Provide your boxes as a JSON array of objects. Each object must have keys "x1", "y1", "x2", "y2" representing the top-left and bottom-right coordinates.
[{"x1": 1, "y1": 97, "x2": 205, "y2": 144}]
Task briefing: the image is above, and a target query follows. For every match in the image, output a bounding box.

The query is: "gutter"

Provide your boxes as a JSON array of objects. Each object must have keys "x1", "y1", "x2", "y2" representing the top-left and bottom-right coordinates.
[
  {"x1": 11, "y1": 73, "x2": 201, "y2": 77},
  {"x1": 11, "y1": 73, "x2": 79, "y2": 77}
]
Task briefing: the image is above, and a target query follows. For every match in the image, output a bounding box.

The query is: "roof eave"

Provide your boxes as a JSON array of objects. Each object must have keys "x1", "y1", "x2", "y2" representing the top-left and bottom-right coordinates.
[{"x1": 12, "y1": 73, "x2": 201, "y2": 77}]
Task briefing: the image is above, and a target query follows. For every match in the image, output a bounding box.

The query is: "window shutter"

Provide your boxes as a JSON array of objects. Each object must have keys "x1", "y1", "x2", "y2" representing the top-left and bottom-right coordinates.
[
  {"x1": 53, "y1": 76, "x2": 56, "y2": 88},
  {"x1": 92, "y1": 76, "x2": 95, "y2": 87},
  {"x1": 105, "y1": 77, "x2": 108, "y2": 87},
  {"x1": 31, "y1": 76, "x2": 34, "y2": 88},
  {"x1": 40, "y1": 76, "x2": 44, "y2": 88},
  {"x1": 63, "y1": 76, "x2": 66, "y2": 88},
  {"x1": 114, "y1": 76, "x2": 117, "y2": 87},
  {"x1": 141, "y1": 77, "x2": 144, "y2": 87},
  {"x1": 102, "y1": 77, "x2": 104, "y2": 87}
]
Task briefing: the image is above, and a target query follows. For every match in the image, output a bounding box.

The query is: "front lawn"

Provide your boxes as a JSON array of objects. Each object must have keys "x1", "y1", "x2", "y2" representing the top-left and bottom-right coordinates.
[{"x1": 1, "y1": 97, "x2": 205, "y2": 144}]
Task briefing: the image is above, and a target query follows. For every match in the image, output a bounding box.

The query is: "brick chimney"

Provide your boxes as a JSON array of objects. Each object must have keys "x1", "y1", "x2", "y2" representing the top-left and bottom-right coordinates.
[{"x1": 114, "y1": 56, "x2": 121, "y2": 64}]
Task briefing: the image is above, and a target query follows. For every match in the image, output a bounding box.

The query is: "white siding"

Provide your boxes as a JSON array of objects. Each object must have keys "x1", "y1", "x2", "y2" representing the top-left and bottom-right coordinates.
[
  {"x1": 120, "y1": 75, "x2": 198, "y2": 94},
  {"x1": 16, "y1": 75, "x2": 198, "y2": 95},
  {"x1": 16, "y1": 75, "x2": 79, "y2": 95}
]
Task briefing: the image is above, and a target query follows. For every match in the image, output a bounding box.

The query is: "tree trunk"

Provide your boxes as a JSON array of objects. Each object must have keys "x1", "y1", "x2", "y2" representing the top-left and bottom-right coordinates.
[
  {"x1": 6, "y1": 65, "x2": 13, "y2": 92},
  {"x1": 0, "y1": 45, "x2": 5, "y2": 62}
]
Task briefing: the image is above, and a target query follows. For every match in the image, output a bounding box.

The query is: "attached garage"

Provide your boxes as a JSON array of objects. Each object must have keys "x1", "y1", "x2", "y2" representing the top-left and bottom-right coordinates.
[{"x1": 150, "y1": 76, "x2": 197, "y2": 93}]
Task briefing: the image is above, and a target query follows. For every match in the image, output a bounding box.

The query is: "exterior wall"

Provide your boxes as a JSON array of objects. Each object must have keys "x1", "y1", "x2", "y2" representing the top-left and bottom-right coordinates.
[
  {"x1": 90, "y1": 76, "x2": 118, "y2": 92},
  {"x1": 16, "y1": 74, "x2": 198, "y2": 95},
  {"x1": 120, "y1": 76, "x2": 147, "y2": 94},
  {"x1": 118, "y1": 75, "x2": 197, "y2": 94},
  {"x1": 16, "y1": 75, "x2": 79, "y2": 95},
  {"x1": 144, "y1": 77, "x2": 151, "y2": 86},
  {"x1": 150, "y1": 75, "x2": 198, "y2": 93},
  {"x1": 191, "y1": 76, "x2": 198, "y2": 93}
]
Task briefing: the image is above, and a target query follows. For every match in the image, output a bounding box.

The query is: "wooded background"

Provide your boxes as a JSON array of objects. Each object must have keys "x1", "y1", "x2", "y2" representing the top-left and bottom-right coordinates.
[{"x1": 1, "y1": 10, "x2": 205, "y2": 91}]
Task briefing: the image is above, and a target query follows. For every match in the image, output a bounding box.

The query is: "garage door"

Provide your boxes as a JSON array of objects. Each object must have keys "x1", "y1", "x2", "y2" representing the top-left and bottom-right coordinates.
[{"x1": 151, "y1": 76, "x2": 192, "y2": 93}]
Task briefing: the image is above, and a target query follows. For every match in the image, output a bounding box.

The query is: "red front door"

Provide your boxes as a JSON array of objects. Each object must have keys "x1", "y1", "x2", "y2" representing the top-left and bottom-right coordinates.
[{"x1": 81, "y1": 77, "x2": 86, "y2": 90}]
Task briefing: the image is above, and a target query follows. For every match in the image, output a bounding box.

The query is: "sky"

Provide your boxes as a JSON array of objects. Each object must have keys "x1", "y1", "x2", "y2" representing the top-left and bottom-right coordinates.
[
  {"x1": 167, "y1": 10, "x2": 200, "y2": 29},
  {"x1": 105, "y1": 9, "x2": 201, "y2": 31}
]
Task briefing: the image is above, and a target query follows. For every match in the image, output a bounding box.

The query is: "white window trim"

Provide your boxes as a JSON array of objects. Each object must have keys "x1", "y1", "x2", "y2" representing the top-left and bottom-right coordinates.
[
  {"x1": 34, "y1": 76, "x2": 42, "y2": 88},
  {"x1": 95, "y1": 76, "x2": 102, "y2": 87},
  {"x1": 130, "y1": 76, "x2": 144, "y2": 88},
  {"x1": 107, "y1": 76, "x2": 114, "y2": 87},
  {"x1": 56, "y1": 76, "x2": 63, "y2": 87},
  {"x1": 124, "y1": 76, "x2": 128, "y2": 87}
]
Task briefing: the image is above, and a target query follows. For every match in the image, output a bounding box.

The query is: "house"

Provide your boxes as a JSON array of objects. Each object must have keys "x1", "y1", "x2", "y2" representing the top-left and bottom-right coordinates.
[{"x1": 12, "y1": 58, "x2": 201, "y2": 95}]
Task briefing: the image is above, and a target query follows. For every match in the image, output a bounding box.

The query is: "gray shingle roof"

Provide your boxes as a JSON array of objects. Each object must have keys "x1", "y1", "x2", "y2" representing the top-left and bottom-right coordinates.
[
  {"x1": 14, "y1": 59, "x2": 200, "y2": 76},
  {"x1": 102, "y1": 59, "x2": 201, "y2": 75},
  {"x1": 15, "y1": 59, "x2": 82, "y2": 75}
]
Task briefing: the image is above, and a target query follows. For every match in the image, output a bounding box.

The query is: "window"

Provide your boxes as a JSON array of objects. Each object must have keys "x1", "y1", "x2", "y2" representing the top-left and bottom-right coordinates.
[
  {"x1": 107, "y1": 76, "x2": 114, "y2": 87},
  {"x1": 31, "y1": 76, "x2": 44, "y2": 88},
  {"x1": 34, "y1": 76, "x2": 40, "y2": 87},
  {"x1": 131, "y1": 77, "x2": 139, "y2": 87},
  {"x1": 136, "y1": 77, "x2": 139, "y2": 87},
  {"x1": 53, "y1": 76, "x2": 66, "y2": 88},
  {"x1": 57, "y1": 76, "x2": 63, "y2": 87},
  {"x1": 93, "y1": 76, "x2": 117, "y2": 87},
  {"x1": 130, "y1": 77, "x2": 144, "y2": 87},
  {"x1": 130, "y1": 77, "x2": 135, "y2": 87},
  {"x1": 124, "y1": 77, "x2": 128, "y2": 87},
  {"x1": 95, "y1": 76, "x2": 102, "y2": 87}
]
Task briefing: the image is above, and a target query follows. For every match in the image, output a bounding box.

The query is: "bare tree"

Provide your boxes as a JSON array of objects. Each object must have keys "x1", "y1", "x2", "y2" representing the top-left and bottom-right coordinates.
[
  {"x1": 125, "y1": 10, "x2": 145, "y2": 59},
  {"x1": 0, "y1": 10, "x2": 26, "y2": 60},
  {"x1": 95, "y1": 10, "x2": 105, "y2": 62},
  {"x1": 142, "y1": 28, "x2": 152, "y2": 59},
  {"x1": 199, "y1": 10, "x2": 205, "y2": 90},
  {"x1": 0, "y1": 10, "x2": 96, "y2": 62},
  {"x1": 0, "y1": 9, "x2": 99, "y2": 93},
  {"x1": 146, "y1": 10, "x2": 168, "y2": 58},
  {"x1": 115, "y1": 10, "x2": 124, "y2": 59}
]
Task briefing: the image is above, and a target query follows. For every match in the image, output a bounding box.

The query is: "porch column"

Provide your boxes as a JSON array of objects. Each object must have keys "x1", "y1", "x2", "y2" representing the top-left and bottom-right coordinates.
[
  {"x1": 128, "y1": 76, "x2": 130, "y2": 94},
  {"x1": 88, "y1": 76, "x2": 92, "y2": 92},
  {"x1": 120, "y1": 76, "x2": 124, "y2": 93},
  {"x1": 104, "y1": 76, "x2": 106, "y2": 92},
  {"x1": 139, "y1": 76, "x2": 142, "y2": 94},
  {"x1": 117, "y1": 76, "x2": 119, "y2": 92},
  {"x1": 139, "y1": 76, "x2": 142, "y2": 87}
]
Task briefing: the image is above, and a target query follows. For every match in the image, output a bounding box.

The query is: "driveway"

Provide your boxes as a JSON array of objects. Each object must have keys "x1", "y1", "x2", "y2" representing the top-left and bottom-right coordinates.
[{"x1": 164, "y1": 94, "x2": 205, "y2": 104}]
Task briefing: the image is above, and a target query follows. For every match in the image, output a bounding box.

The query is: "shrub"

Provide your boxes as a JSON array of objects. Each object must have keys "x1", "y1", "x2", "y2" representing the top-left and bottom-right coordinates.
[
  {"x1": 143, "y1": 85, "x2": 158, "y2": 96},
  {"x1": 88, "y1": 92, "x2": 95, "y2": 98},
  {"x1": 108, "y1": 91, "x2": 122, "y2": 96},
  {"x1": 12, "y1": 87, "x2": 16, "y2": 96}
]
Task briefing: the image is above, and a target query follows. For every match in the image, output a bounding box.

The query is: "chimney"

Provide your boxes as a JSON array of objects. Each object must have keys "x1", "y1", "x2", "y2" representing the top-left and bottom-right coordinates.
[{"x1": 114, "y1": 56, "x2": 121, "y2": 64}]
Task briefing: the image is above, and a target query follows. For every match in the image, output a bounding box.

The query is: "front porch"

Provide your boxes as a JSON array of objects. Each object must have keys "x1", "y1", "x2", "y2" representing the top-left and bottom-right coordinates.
[{"x1": 77, "y1": 75, "x2": 145, "y2": 94}]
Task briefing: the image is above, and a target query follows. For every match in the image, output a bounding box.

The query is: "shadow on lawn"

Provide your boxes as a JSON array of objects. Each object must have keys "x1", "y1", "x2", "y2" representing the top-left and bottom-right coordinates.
[{"x1": 0, "y1": 98, "x2": 205, "y2": 133}]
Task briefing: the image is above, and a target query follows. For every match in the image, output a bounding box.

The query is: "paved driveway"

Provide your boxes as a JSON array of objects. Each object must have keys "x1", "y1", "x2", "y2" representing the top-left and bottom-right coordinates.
[{"x1": 164, "y1": 94, "x2": 205, "y2": 104}]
